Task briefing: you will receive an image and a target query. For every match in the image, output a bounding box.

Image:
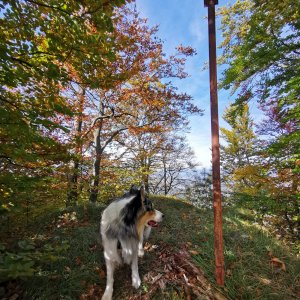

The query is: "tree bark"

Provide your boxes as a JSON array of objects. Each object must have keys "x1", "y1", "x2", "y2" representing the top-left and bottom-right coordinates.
[
  {"x1": 163, "y1": 158, "x2": 167, "y2": 195},
  {"x1": 89, "y1": 122, "x2": 102, "y2": 203},
  {"x1": 66, "y1": 90, "x2": 84, "y2": 207}
]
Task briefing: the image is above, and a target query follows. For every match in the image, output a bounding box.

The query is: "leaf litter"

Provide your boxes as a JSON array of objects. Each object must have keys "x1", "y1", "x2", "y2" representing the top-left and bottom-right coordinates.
[
  {"x1": 129, "y1": 244, "x2": 227, "y2": 300},
  {"x1": 79, "y1": 242, "x2": 227, "y2": 300}
]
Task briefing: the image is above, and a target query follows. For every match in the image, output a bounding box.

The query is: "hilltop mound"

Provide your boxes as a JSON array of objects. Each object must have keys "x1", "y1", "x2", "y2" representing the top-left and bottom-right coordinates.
[{"x1": 3, "y1": 197, "x2": 299, "y2": 299}]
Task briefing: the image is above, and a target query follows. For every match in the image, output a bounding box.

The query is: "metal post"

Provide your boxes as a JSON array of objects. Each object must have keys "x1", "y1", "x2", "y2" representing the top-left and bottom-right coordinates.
[{"x1": 204, "y1": 0, "x2": 225, "y2": 286}]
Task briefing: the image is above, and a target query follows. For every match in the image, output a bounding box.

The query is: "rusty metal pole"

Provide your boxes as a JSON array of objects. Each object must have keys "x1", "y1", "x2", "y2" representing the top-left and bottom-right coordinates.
[{"x1": 204, "y1": 0, "x2": 225, "y2": 285}]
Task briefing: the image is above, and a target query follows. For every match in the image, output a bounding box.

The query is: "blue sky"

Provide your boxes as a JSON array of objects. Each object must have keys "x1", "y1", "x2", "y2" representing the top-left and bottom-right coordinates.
[{"x1": 135, "y1": 0, "x2": 233, "y2": 168}]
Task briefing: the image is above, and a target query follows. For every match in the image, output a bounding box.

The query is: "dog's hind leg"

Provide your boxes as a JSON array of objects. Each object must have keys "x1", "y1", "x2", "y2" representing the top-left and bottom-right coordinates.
[
  {"x1": 119, "y1": 239, "x2": 141, "y2": 289},
  {"x1": 102, "y1": 258, "x2": 115, "y2": 300},
  {"x1": 101, "y1": 238, "x2": 120, "y2": 300}
]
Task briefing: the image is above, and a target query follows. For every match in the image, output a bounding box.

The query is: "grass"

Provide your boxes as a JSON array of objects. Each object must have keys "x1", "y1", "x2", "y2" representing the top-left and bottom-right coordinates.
[{"x1": 1, "y1": 197, "x2": 299, "y2": 299}]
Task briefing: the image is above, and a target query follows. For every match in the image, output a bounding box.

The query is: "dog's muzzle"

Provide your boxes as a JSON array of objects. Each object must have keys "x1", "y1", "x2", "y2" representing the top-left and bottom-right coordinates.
[{"x1": 147, "y1": 209, "x2": 164, "y2": 227}]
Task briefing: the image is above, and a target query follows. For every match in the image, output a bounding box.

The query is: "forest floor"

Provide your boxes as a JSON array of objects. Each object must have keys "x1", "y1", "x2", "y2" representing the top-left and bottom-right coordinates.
[{"x1": 1, "y1": 197, "x2": 299, "y2": 299}]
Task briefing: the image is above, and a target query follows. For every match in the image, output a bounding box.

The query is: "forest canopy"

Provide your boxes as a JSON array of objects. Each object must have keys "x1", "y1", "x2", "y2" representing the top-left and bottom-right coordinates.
[{"x1": 0, "y1": 0, "x2": 201, "y2": 213}]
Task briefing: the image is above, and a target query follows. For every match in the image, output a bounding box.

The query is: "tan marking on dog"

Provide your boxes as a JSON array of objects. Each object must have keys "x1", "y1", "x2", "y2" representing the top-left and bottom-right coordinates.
[{"x1": 137, "y1": 211, "x2": 155, "y2": 240}]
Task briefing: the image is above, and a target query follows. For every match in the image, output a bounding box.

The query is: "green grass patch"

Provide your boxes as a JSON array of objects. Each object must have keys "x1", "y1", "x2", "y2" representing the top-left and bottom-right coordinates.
[{"x1": 1, "y1": 198, "x2": 299, "y2": 299}]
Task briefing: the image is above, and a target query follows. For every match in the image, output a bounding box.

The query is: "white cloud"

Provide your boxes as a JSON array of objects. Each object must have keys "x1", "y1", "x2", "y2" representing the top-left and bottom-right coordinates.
[{"x1": 187, "y1": 132, "x2": 212, "y2": 168}]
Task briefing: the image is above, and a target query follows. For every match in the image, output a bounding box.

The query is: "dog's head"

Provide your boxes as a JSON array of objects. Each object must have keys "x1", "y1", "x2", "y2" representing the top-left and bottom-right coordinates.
[
  {"x1": 143, "y1": 195, "x2": 164, "y2": 228},
  {"x1": 124, "y1": 184, "x2": 164, "y2": 227},
  {"x1": 138, "y1": 185, "x2": 164, "y2": 228}
]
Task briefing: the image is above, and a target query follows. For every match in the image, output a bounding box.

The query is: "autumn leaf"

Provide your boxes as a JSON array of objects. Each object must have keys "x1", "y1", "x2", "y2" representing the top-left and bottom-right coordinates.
[
  {"x1": 181, "y1": 213, "x2": 188, "y2": 219},
  {"x1": 64, "y1": 266, "x2": 71, "y2": 272},
  {"x1": 189, "y1": 250, "x2": 200, "y2": 256},
  {"x1": 270, "y1": 257, "x2": 286, "y2": 272},
  {"x1": 214, "y1": 292, "x2": 228, "y2": 300},
  {"x1": 75, "y1": 257, "x2": 82, "y2": 266},
  {"x1": 95, "y1": 267, "x2": 106, "y2": 279}
]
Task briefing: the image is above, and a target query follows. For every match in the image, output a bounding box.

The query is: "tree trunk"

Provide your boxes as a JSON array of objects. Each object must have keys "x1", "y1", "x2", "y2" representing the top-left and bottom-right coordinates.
[
  {"x1": 89, "y1": 123, "x2": 102, "y2": 203},
  {"x1": 66, "y1": 159, "x2": 80, "y2": 206},
  {"x1": 163, "y1": 158, "x2": 167, "y2": 195},
  {"x1": 144, "y1": 172, "x2": 150, "y2": 194},
  {"x1": 143, "y1": 158, "x2": 151, "y2": 194},
  {"x1": 89, "y1": 156, "x2": 101, "y2": 203},
  {"x1": 66, "y1": 90, "x2": 84, "y2": 207}
]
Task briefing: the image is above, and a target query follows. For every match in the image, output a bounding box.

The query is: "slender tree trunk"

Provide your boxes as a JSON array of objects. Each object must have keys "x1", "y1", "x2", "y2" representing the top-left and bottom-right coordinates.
[
  {"x1": 163, "y1": 158, "x2": 167, "y2": 195},
  {"x1": 89, "y1": 123, "x2": 102, "y2": 203},
  {"x1": 67, "y1": 159, "x2": 80, "y2": 206},
  {"x1": 142, "y1": 159, "x2": 150, "y2": 194},
  {"x1": 88, "y1": 106, "x2": 124, "y2": 203},
  {"x1": 89, "y1": 162, "x2": 101, "y2": 203},
  {"x1": 66, "y1": 90, "x2": 84, "y2": 207},
  {"x1": 144, "y1": 172, "x2": 150, "y2": 194}
]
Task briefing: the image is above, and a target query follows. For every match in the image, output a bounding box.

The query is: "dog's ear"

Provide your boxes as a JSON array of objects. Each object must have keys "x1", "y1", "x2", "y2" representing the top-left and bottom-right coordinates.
[{"x1": 129, "y1": 185, "x2": 139, "y2": 195}]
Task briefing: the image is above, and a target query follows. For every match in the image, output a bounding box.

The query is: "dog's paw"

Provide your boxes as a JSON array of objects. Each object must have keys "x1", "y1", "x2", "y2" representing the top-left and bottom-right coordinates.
[
  {"x1": 101, "y1": 291, "x2": 112, "y2": 300},
  {"x1": 138, "y1": 249, "x2": 144, "y2": 257},
  {"x1": 132, "y1": 275, "x2": 141, "y2": 289}
]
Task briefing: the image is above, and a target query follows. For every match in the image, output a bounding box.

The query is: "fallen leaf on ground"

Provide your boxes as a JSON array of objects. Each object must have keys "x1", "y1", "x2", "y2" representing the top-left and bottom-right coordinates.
[
  {"x1": 189, "y1": 250, "x2": 200, "y2": 255},
  {"x1": 151, "y1": 273, "x2": 163, "y2": 283},
  {"x1": 226, "y1": 269, "x2": 232, "y2": 277},
  {"x1": 75, "y1": 257, "x2": 82, "y2": 266},
  {"x1": 80, "y1": 284, "x2": 102, "y2": 300},
  {"x1": 95, "y1": 267, "x2": 106, "y2": 279},
  {"x1": 181, "y1": 213, "x2": 188, "y2": 219},
  {"x1": 270, "y1": 257, "x2": 286, "y2": 271},
  {"x1": 64, "y1": 266, "x2": 71, "y2": 272},
  {"x1": 133, "y1": 245, "x2": 228, "y2": 300},
  {"x1": 214, "y1": 291, "x2": 228, "y2": 300}
]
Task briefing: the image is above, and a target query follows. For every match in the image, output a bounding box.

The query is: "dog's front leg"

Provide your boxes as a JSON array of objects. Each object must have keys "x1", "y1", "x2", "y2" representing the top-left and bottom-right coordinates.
[
  {"x1": 131, "y1": 251, "x2": 141, "y2": 289},
  {"x1": 138, "y1": 235, "x2": 144, "y2": 257},
  {"x1": 138, "y1": 226, "x2": 152, "y2": 257}
]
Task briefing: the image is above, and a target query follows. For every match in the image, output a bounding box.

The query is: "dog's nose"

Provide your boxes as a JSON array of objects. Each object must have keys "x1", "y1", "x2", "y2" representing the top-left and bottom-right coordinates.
[{"x1": 162, "y1": 214, "x2": 165, "y2": 218}]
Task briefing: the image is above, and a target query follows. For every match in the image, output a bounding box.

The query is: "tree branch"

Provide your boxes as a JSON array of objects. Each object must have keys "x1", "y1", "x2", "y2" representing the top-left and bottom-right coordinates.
[{"x1": 25, "y1": 0, "x2": 73, "y2": 16}]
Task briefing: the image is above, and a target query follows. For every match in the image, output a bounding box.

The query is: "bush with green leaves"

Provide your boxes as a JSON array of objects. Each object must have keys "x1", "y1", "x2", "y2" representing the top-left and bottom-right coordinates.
[{"x1": 0, "y1": 239, "x2": 69, "y2": 282}]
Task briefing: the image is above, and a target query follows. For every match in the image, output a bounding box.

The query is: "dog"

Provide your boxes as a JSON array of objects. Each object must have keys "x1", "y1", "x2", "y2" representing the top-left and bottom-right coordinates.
[{"x1": 100, "y1": 185, "x2": 164, "y2": 300}]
